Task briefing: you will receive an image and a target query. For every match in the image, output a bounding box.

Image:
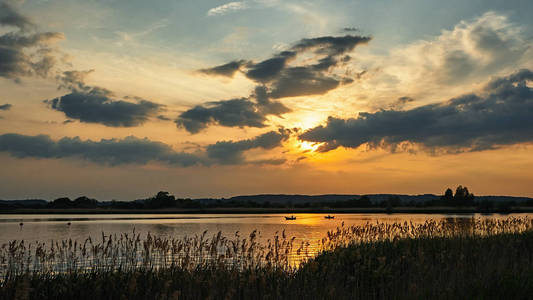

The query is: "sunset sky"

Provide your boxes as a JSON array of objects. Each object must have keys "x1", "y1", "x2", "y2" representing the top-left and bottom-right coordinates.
[{"x1": 1, "y1": 0, "x2": 532, "y2": 200}]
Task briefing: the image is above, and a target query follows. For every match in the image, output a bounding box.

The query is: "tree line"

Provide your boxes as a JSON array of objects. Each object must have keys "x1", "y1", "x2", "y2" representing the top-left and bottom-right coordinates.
[{"x1": 3, "y1": 186, "x2": 532, "y2": 210}]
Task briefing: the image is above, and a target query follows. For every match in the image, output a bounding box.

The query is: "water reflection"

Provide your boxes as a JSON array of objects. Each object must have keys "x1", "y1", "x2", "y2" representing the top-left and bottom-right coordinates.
[{"x1": 1, "y1": 213, "x2": 531, "y2": 246}]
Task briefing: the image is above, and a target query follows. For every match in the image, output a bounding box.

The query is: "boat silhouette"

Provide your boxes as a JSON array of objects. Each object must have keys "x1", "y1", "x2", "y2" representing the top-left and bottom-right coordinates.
[
  {"x1": 285, "y1": 216, "x2": 296, "y2": 220},
  {"x1": 324, "y1": 215, "x2": 335, "y2": 219}
]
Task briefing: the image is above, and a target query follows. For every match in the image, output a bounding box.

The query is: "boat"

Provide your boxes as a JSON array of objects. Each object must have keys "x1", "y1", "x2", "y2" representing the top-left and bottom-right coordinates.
[
  {"x1": 285, "y1": 216, "x2": 296, "y2": 220},
  {"x1": 324, "y1": 215, "x2": 335, "y2": 219}
]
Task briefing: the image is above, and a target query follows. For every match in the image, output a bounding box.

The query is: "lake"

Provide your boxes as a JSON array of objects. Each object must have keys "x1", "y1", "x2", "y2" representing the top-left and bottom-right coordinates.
[{"x1": 2, "y1": 213, "x2": 531, "y2": 246}]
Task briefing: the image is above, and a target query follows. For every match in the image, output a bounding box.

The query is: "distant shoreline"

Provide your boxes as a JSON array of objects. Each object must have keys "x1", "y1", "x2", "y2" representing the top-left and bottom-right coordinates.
[{"x1": 2, "y1": 207, "x2": 533, "y2": 215}]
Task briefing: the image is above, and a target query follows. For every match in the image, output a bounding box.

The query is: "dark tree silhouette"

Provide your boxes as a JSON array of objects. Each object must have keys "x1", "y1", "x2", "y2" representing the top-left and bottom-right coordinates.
[
  {"x1": 442, "y1": 188, "x2": 454, "y2": 205},
  {"x1": 145, "y1": 191, "x2": 176, "y2": 208}
]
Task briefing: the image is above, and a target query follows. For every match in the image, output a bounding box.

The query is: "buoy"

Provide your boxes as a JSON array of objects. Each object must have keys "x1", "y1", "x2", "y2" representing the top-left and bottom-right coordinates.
[
  {"x1": 67, "y1": 222, "x2": 71, "y2": 226},
  {"x1": 19, "y1": 222, "x2": 23, "y2": 226}
]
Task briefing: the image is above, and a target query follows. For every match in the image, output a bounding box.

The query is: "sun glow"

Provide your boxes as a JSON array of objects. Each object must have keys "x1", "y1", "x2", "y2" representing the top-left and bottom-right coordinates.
[{"x1": 299, "y1": 141, "x2": 321, "y2": 152}]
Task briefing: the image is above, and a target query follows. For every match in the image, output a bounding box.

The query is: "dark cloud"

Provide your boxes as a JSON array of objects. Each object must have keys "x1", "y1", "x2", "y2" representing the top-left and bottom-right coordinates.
[
  {"x1": 176, "y1": 87, "x2": 291, "y2": 134},
  {"x1": 189, "y1": 34, "x2": 369, "y2": 132},
  {"x1": 389, "y1": 96, "x2": 415, "y2": 110},
  {"x1": 0, "y1": 134, "x2": 203, "y2": 166},
  {"x1": 300, "y1": 69, "x2": 533, "y2": 154},
  {"x1": 199, "y1": 60, "x2": 250, "y2": 77},
  {"x1": 206, "y1": 128, "x2": 291, "y2": 164},
  {"x1": 243, "y1": 35, "x2": 370, "y2": 86},
  {"x1": 247, "y1": 36, "x2": 370, "y2": 98},
  {"x1": 245, "y1": 51, "x2": 297, "y2": 82},
  {"x1": 176, "y1": 98, "x2": 268, "y2": 133},
  {"x1": 45, "y1": 71, "x2": 163, "y2": 127},
  {"x1": 46, "y1": 88, "x2": 162, "y2": 127},
  {"x1": 0, "y1": 2, "x2": 34, "y2": 30},
  {"x1": 0, "y1": 103, "x2": 12, "y2": 110},
  {"x1": 0, "y1": 3, "x2": 64, "y2": 80},
  {"x1": 57, "y1": 69, "x2": 94, "y2": 91},
  {"x1": 0, "y1": 130, "x2": 291, "y2": 167},
  {"x1": 254, "y1": 85, "x2": 292, "y2": 115},
  {"x1": 269, "y1": 66, "x2": 340, "y2": 98},
  {"x1": 291, "y1": 35, "x2": 371, "y2": 57},
  {"x1": 201, "y1": 35, "x2": 370, "y2": 96}
]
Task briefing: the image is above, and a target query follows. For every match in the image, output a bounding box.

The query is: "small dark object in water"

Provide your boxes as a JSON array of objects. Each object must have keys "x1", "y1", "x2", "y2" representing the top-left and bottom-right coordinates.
[
  {"x1": 19, "y1": 222, "x2": 23, "y2": 226},
  {"x1": 67, "y1": 222, "x2": 71, "y2": 226},
  {"x1": 285, "y1": 216, "x2": 296, "y2": 220},
  {"x1": 324, "y1": 215, "x2": 335, "y2": 219}
]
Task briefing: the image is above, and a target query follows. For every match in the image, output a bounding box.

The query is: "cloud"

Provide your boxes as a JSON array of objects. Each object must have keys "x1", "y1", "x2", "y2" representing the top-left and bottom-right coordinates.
[
  {"x1": 176, "y1": 86, "x2": 291, "y2": 134},
  {"x1": 176, "y1": 98, "x2": 268, "y2": 133},
  {"x1": 201, "y1": 34, "x2": 370, "y2": 99},
  {"x1": 291, "y1": 35, "x2": 371, "y2": 57},
  {"x1": 0, "y1": 1, "x2": 34, "y2": 30},
  {"x1": 45, "y1": 71, "x2": 163, "y2": 127},
  {"x1": 0, "y1": 103, "x2": 12, "y2": 110},
  {"x1": 207, "y1": 1, "x2": 248, "y2": 16},
  {"x1": 198, "y1": 60, "x2": 250, "y2": 77},
  {"x1": 57, "y1": 69, "x2": 94, "y2": 91},
  {"x1": 0, "y1": 130, "x2": 292, "y2": 166},
  {"x1": 268, "y1": 66, "x2": 340, "y2": 98},
  {"x1": 0, "y1": 134, "x2": 203, "y2": 167},
  {"x1": 372, "y1": 12, "x2": 533, "y2": 99},
  {"x1": 300, "y1": 69, "x2": 533, "y2": 154},
  {"x1": 190, "y1": 34, "x2": 369, "y2": 132},
  {"x1": 245, "y1": 51, "x2": 297, "y2": 82},
  {"x1": 389, "y1": 96, "x2": 414, "y2": 110},
  {"x1": 206, "y1": 128, "x2": 291, "y2": 164},
  {"x1": 0, "y1": 2, "x2": 64, "y2": 80}
]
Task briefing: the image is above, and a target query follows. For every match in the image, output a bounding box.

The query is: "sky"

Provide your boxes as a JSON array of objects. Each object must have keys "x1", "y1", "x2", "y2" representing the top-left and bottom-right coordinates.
[{"x1": 1, "y1": 0, "x2": 533, "y2": 200}]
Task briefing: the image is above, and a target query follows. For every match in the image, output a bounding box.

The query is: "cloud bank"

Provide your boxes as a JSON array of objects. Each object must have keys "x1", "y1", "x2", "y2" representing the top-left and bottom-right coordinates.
[
  {"x1": 300, "y1": 69, "x2": 533, "y2": 154},
  {"x1": 0, "y1": 129, "x2": 291, "y2": 166},
  {"x1": 0, "y1": 134, "x2": 203, "y2": 166}
]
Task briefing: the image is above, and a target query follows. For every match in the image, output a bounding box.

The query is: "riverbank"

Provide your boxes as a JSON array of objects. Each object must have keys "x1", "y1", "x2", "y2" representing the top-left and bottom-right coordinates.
[{"x1": 2, "y1": 206, "x2": 533, "y2": 214}]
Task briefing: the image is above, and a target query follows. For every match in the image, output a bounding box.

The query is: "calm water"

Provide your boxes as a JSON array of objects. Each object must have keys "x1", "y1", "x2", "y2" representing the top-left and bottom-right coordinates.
[{"x1": 2, "y1": 213, "x2": 531, "y2": 246}]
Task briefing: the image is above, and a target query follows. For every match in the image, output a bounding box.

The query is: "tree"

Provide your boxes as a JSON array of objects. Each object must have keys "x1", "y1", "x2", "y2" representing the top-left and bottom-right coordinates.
[
  {"x1": 145, "y1": 191, "x2": 176, "y2": 208},
  {"x1": 73, "y1": 196, "x2": 98, "y2": 208},
  {"x1": 49, "y1": 197, "x2": 73, "y2": 208},
  {"x1": 442, "y1": 188, "x2": 454, "y2": 205},
  {"x1": 453, "y1": 186, "x2": 475, "y2": 206}
]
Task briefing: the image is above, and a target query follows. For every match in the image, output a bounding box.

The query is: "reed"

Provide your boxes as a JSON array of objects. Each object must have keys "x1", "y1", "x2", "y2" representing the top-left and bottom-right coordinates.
[{"x1": 1, "y1": 217, "x2": 533, "y2": 299}]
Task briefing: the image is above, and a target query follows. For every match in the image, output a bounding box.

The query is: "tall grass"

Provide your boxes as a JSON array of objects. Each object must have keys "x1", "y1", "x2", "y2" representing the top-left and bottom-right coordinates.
[{"x1": 1, "y1": 217, "x2": 533, "y2": 299}]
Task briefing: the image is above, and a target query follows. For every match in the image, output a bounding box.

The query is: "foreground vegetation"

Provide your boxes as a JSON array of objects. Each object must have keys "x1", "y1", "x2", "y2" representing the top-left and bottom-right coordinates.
[{"x1": 2, "y1": 217, "x2": 533, "y2": 299}]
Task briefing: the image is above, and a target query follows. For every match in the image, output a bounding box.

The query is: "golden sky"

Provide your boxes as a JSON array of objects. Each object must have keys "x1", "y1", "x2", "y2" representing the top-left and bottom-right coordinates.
[{"x1": 0, "y1": 0, "x2": 533, "y2": 199}]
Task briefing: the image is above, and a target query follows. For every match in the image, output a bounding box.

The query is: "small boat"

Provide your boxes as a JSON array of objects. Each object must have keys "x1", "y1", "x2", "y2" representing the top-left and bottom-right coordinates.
[
  {"x1": 324, "y1": 215, "x2": 335, "y2": 219},
  {"x1": 285, "y1": 216, "x2": 296, "y2": 220},
  {"x1": 67, "y1": 222, "x2": 71, "y2": 226}
]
